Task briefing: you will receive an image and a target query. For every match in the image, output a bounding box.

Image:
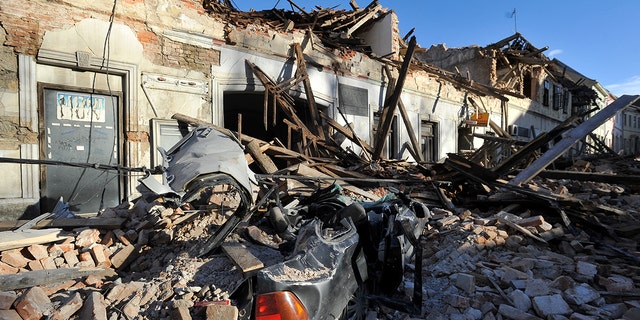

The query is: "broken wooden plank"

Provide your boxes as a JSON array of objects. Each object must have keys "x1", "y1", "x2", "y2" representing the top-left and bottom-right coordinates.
[
  {"x1": 373, "y1": 36, "x2": 417, "y2": 160},
  {"x1": 0, "y1": 218, "x2": 126, "y2": 232},
  {"x1": 0, "y1": 267, "x2": 116, "y2": 291},
  {"x1": 0, "y1": 229, "x2": 72, "y2": 252},
  {"x1": 293, "y1": 43, "x2": 326, "y2": 139},
  {"x1": 246, "y1": 139, "x2": 279, "y2": 174},
  {"x1": 495, "y1": 211, "x2": 547, "y2": 244},
  {"x1": 531, "y1": 170, "x2": 640, "y2": 186},
  {"x1": 510, "y1": 95, "x2": 640, "y2": 185},
  {"x1": 221, "y1": 243, "x2": 264, "y2": 276},
  {"x1": 383, "y1": 65, "x2": 423, "y2": 162},
  {"x1": 295, "y1": 163, "x2": 380, "y2": 200}
]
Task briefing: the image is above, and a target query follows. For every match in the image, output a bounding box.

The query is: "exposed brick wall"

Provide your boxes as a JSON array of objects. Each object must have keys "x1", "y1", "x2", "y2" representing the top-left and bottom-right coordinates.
[
  {"x1": 0, "y1": 117, "x2": 38, "y2": 147},
  {"x1": 0, "y1": 1, "x2": 93, "y2": 55},
  {"x1": 159, "y1": 37, "x2": 220, "y2": 73},
  {"x1": 0, "y1": 0, "x2": 217, "y2": 76},
  {"x1": 126, "y1": 131, "x2": 149, "y2": 143},
  {"x1": 0, "y1": 27, "x2": 18, "y2": 91}
]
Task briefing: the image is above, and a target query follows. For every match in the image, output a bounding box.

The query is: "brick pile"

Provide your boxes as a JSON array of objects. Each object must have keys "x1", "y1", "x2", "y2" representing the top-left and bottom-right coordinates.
[
  {"x1": 0, "y1": 195, "x2": 254, "y2": 320},
  {"x1": 398, "y1": 174, "x2": 640, "y2": 320},
  {"x1": 0, "y1": 160, "x2": 638, "y2": 319}
]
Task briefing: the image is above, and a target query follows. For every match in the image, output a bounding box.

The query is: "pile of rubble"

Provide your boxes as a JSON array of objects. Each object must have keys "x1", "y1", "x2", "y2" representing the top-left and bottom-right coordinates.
[
  {"x1": 0, "y1": 149, "x2": 639, "y2": 320},
  {"x1": 1, "y1": 2, "x2": 639, "y2": 317}
]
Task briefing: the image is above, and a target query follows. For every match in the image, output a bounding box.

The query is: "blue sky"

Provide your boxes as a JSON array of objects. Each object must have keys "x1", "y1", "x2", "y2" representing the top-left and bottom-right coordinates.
[{"x1": 236, "y1": 1, "x2": 640, "y2": 97}]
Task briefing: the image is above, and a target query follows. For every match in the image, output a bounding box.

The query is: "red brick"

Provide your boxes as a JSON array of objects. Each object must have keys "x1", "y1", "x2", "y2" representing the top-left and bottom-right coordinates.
[
  {"x1": 75, "y1": 229, "x2": 101, "y2": 248},
  {"x1": 78, "y1": 291, "x2": 108, "y2": 320},
  {"x1": 137, "y1": 30, "x2": 157, "y2": 44},
  {"x1": 516, "y1": 215, "x2": 545, "y2": 228},
  {"x1": 63, "y1": 250, "x2": 79, "y2": 267},
  {"x1": 57, "y1": 242, "x2": 75, "y2": 253},
  {"x1": 28, "y1": 260, "x2": 44, "y2": 271},
  {"x1": 0, "y1": 291, "x2": 17, "y2": 310},
  {"x1": 0, "y1": 309, "x2": 22, "y2": 320},
  {"x1": 1, "y1": 250, "x2": 31, "y2": 268},
  {"x1": 0, "y1": 262, "x2": 19, "y2": 275},
  {"x1": 78, "y1": 251, "x2": 95, "y2": 267},
  {"x1": 84, "y1": 275, "x2": 104, "y2": 288},
  {"x1": 105, "y1": 282, "x2": 144, "y2": 304},
  {"x1": 89, "y1": 244, "x2": 111, "y2": 268},
  {"x1": 14, "y1": 287, "x2": 53, "y2": 320},
  {"x1": 112, "y1": 229, "x2": 131, "y2": 246},
  {"x1": 41, "y1": 280, "x2": 76, "y2": 296},
  {"x1": 100, "y1": 230, "x2": 115, "y2": 247},
  {"x1": 40, "y1": 256, "x2": 57, "y2": 269},
  {"x1": 27, "y1": 244, "x2": 49, "y2": 260},
  {"x1": 51, "y1": 238, "x2": 75, "y2": 253},
  {"x1": 111, "y1": 245, "x2": 139, "y2": 270},
  {"x1": 49, "y1": 292, "x2": 83, "y2": 320},
  {"x1": 48, "y1": 244, "x2": 64, "y2": 257}
]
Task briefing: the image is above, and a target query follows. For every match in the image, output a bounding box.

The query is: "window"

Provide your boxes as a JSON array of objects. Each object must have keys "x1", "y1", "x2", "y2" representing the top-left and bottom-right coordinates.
[
  {"x1": 338, "y1": 84, "x2": 368, "y2": 116},
  {"x1": 562, "y1": 90, "x2": 570, "y2": 114},
  {"x1": 421, "y1": 121, "x2": 438, "y2": 162},
  {"x1": 552, "y1": 85, "x2": 562, "y2": 110},
  {"x1": 523, "y1": 72, "x2": 533, "y2": 99},
  {"x1": 542, "y1": 80, "x2": 550, "y2": 107}
]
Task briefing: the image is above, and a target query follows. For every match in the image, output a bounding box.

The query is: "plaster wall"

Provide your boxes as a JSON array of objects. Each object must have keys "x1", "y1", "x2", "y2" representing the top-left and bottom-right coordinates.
[{"x1": 0, "y1": 0, "x2": 507, "y2": 217}]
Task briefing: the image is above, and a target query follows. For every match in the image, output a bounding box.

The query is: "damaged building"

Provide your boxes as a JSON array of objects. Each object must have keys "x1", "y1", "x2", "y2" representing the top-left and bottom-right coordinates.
[
  {"x1": 0, "y1": 0, "x2": 631, "y2": 215},
  {"x1": 0, "y1": 0, "x2": 640, "y2": 320}
]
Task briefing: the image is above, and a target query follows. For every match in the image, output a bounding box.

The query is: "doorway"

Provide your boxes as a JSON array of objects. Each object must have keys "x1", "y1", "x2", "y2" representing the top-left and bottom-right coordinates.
[{"x1": 39, "y1": 84, "x2": 122, "y2": 213}]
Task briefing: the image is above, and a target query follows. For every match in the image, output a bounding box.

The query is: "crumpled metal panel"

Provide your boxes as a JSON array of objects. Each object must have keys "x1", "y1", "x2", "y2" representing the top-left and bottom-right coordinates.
[
  {"x1": 256, "y1": 218, "x2": 366, "y2": 320},
  {"x1": 141, "y1": 126, "x2": 254, "y2": 201}
]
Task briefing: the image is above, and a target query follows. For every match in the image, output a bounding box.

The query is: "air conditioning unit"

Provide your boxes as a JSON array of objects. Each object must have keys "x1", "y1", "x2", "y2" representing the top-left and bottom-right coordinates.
[
  {"x1": 508, "y1": 125, "x2": 531, "y2": 138},
  {"x1": 509, "y1": 125, "x2": 519, "y2": 136}
]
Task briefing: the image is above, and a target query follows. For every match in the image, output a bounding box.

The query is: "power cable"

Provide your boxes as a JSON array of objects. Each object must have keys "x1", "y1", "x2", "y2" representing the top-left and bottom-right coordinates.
[{"x1": 68, "y1": 0, "x2": 119, "y2": 211}]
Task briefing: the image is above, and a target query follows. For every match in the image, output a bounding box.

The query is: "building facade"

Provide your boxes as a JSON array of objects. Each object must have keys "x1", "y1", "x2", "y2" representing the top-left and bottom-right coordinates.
[{"x1": 0, "y1": 0, "x2": 613, "y2": 218}]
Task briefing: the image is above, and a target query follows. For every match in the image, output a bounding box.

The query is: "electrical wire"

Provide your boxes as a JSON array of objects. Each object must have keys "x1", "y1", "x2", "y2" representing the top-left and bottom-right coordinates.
[{"x1": 67, "y1": 0, "x2": 119, "y2": 211}]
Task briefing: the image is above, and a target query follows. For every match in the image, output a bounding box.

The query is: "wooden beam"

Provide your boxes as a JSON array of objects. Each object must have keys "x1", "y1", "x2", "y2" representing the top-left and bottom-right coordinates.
[
  {"x1": 295, "y1": 163, "x2": 380, "y2": 200},
  {"x1": 373, "y1": 36, "x2": 417, "y2": 160},
  {"x1": 0, "y1": 267, "x2": 116, "y2": 291},
  {"x1": 0, "y1": 218, "x2": 125, "y2": 232},
  {"x1": 222, "y1": 243, "x2": 264, "y2": 277},
  {"x1": 320, "y1": 112, "x2": 374, "y2": 153},
  {"x1": 293, "y1": 43, "x2": 326, "y2": 139},
  {"x1": 383, "y1": 65, "x2": 422, "y2": 162},
  {"x1": 533, "y1": 170, "x2": 640, "y2": 186},
  {"x1": 246, "y1": 139, "x2": 279, "y2": 174},
  {"x1": 0, "y1": 229, "x2": 72, "y2": 252}
]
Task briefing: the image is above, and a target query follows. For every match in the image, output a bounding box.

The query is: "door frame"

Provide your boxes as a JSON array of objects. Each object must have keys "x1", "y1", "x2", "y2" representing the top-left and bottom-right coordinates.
[{"x1": 37, "y1": 82, "x2": 124, "y2": 212}]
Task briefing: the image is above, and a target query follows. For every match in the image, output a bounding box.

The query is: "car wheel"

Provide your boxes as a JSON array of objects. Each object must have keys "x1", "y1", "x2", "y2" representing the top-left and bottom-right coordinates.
[{"x1": 341, "y1": 285, "x2": 368, "y2": 320}]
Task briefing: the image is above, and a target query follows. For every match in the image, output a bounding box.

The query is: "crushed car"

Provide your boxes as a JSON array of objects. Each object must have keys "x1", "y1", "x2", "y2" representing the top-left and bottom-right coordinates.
[
  {"x1": 138, "y1": 125, "x2": 430, "y2": 319},
  {"x1": 233, "y1": 183, "x2": 430, "y2": 319}
]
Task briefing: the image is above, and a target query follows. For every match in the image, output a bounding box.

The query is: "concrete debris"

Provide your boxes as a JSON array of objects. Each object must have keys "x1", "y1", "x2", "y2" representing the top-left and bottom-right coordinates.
[
  {"x1": 0, "y1": 141, "x2": 637, "y2": 320},
  {"x1": 0, "y1": 4, "x2": 639, "y2": 318}
]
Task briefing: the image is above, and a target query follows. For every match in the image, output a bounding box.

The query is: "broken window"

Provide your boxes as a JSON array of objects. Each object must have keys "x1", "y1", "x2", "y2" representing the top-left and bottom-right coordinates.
[
  {"x1": 421, "y1": 120, "x2": 438, "y2": 162},
  {"x1": 562, "y1": 90, "x2": 570, "y2": 114},
  {"x1": 373, "y1": 112, "x2": 399, "y2": 159},
  {"x1": 523, "y1": 71, "x2": 533, "y2": 99},
  {"x1": 552, "y1": 85, "x2": 562, "y2": 110},
  {"x1": 543, "y1": 80, "x2": 550, "y2": 107}
]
